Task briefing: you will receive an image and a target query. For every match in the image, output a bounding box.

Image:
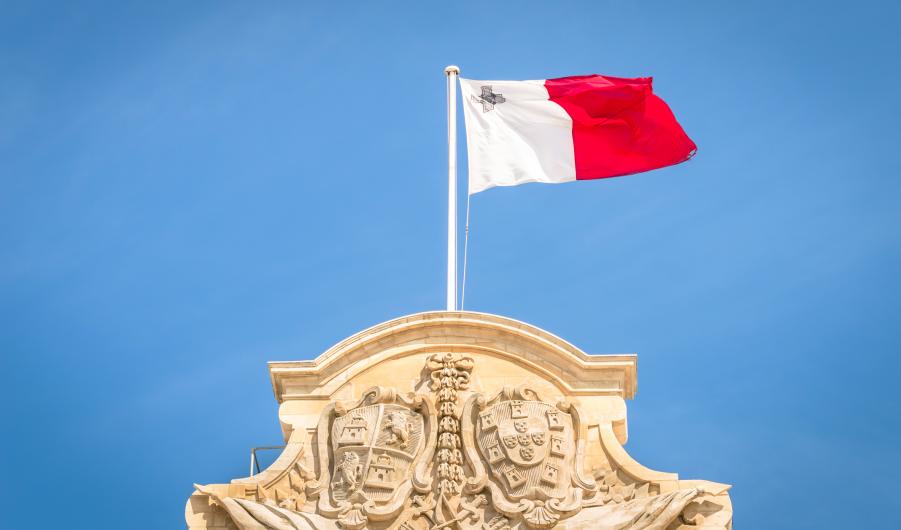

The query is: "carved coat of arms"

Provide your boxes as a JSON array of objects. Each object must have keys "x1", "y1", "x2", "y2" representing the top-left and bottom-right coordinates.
[
  {"x1": 311, "y1": 387, "x2": 437, "y2": 530},
  {"x1": 462, "y1": 387, "x2": 596, "y2": 529},
  {"x1": 192, "y1": 355, "x2": 723, "y2": 530}
]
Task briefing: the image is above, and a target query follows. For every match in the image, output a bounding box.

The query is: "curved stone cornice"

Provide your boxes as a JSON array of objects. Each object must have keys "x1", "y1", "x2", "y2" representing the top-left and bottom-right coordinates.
[{"x1": 268, "y1": 311, "x2": 637, "y2": 404}]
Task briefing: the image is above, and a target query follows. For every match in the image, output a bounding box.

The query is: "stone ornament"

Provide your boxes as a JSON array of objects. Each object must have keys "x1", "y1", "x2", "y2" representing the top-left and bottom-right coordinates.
[
  {"x1": 427, "y1": 352, "x2": 473, "y2": 500},
  {"x1": 463, "y1": 387, "x2": 595, "y2": 529},
  {"x1": 187, "y1": 311, "x2": 733, "y2": 530},
  {"x1": 310, "y1": 387, "x2": 435, "y2": 530}
]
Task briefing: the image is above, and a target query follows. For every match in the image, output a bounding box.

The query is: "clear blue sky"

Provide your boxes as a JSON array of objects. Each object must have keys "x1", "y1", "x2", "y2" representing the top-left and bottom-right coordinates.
[{"x1": 1, "y1": 1, "x2": 899, "y2": 528}]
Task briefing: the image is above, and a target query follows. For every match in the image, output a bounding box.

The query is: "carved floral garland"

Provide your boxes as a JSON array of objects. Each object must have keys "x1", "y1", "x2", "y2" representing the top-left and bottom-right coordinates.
[{"x1": 427, "y1": 352, "x2": 473, "y2": 498}]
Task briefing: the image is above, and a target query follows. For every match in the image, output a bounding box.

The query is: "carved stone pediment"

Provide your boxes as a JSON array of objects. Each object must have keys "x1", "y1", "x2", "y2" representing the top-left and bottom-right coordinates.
[{"x1": 186, "y1": 312, "x2": 733, "y2": 530}]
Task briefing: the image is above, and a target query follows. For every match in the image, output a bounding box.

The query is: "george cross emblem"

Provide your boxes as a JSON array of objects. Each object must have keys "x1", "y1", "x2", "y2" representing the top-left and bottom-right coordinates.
[{"x1": 472, "y1": 85, "x2": 505, "y2": 112}]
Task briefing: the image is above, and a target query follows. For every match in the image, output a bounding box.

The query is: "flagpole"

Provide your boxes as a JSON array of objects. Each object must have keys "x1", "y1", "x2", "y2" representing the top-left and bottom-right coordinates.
[{"x1": 445, "y1": 65, "x2": 459, "y2": 311}]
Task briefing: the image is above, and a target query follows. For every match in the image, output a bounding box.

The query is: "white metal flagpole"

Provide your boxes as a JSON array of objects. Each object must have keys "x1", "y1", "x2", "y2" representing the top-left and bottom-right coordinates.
[{"x1": 445, "y1": 65, "x2": 459, "y2": 311}]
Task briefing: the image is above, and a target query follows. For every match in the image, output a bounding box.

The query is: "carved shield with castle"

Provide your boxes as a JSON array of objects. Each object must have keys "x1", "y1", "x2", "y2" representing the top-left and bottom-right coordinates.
[
  {"x1": 329, "y1": 403, "x2": 424, "y2": 502},
  {"x1": 313, "y1": 388, "x2": 436, "y2": 529},
  {"x1": 462, "y1": 386, "x2": 596, "y2": 528},
  {"x1": 475, "y1": 397, "x2": 573, "y2": 498}
]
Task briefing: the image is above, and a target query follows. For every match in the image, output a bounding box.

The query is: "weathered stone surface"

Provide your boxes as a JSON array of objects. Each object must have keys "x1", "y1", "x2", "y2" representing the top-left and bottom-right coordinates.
[{"x1": 186, "y1": 311, "x2": 732, "y2": 530}]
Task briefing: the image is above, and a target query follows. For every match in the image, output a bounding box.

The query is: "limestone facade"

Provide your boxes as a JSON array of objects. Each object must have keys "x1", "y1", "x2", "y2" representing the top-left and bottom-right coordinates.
[{"x1": 186, "y1": 311, "x2": 732, "y2": 529}]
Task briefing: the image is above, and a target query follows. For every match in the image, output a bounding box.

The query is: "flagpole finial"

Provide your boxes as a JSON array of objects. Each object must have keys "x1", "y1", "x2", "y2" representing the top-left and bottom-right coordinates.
[{"x1": 444, "y1": 65, "x2": 460, "y2": 76}]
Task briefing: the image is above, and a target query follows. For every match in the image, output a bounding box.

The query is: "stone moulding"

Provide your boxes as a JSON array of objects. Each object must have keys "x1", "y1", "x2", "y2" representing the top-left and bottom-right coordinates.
[
  {"x1": 269, "y1": 312, "x2": 637, "y2": 399},
  {"x1": 186, "y1": 311, "x2": 732, "y2": 530}
]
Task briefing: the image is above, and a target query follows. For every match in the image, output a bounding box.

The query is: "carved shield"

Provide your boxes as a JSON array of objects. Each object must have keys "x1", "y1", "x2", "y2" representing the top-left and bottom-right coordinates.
[
  {"x1": 329, "y1": 403, "x2": 425, "y2": 503},
  {"x1": 474, "y1": 399, "x2": 575, "y2": 499}
]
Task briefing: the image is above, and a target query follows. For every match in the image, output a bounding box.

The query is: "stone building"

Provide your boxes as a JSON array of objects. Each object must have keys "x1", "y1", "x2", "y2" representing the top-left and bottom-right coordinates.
[{"x1": 186, "y1": 311, "x2": 732, "y2": 529}]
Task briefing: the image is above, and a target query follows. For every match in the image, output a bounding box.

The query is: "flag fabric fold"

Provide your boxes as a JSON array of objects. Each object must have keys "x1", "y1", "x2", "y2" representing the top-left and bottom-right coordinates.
[{"x1": 460, "y1": 75, "x2": 697, "y2": 194}]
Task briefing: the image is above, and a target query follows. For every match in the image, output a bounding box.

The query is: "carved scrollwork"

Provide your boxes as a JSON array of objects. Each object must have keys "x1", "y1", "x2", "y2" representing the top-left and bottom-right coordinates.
[{"x1": 592, "y1": 469, "x2": 650, "y2": 505}]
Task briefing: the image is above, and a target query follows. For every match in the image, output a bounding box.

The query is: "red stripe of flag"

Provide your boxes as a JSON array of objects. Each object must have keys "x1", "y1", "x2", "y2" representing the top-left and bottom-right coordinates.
[{"x1": 544, "y1": 75, "x2": 697, "y2": 180}]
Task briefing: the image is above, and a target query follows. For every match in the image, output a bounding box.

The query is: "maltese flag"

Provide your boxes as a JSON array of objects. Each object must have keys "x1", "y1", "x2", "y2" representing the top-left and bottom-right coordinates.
[{"x1": 460, "y1": 75, "x2": 697, "y2": 194}]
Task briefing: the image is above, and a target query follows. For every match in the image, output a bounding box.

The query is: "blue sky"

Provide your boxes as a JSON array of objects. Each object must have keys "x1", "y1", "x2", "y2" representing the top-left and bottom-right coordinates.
[{"x1": 1, "y1": 1, "x2": 899, "y2": 528}]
